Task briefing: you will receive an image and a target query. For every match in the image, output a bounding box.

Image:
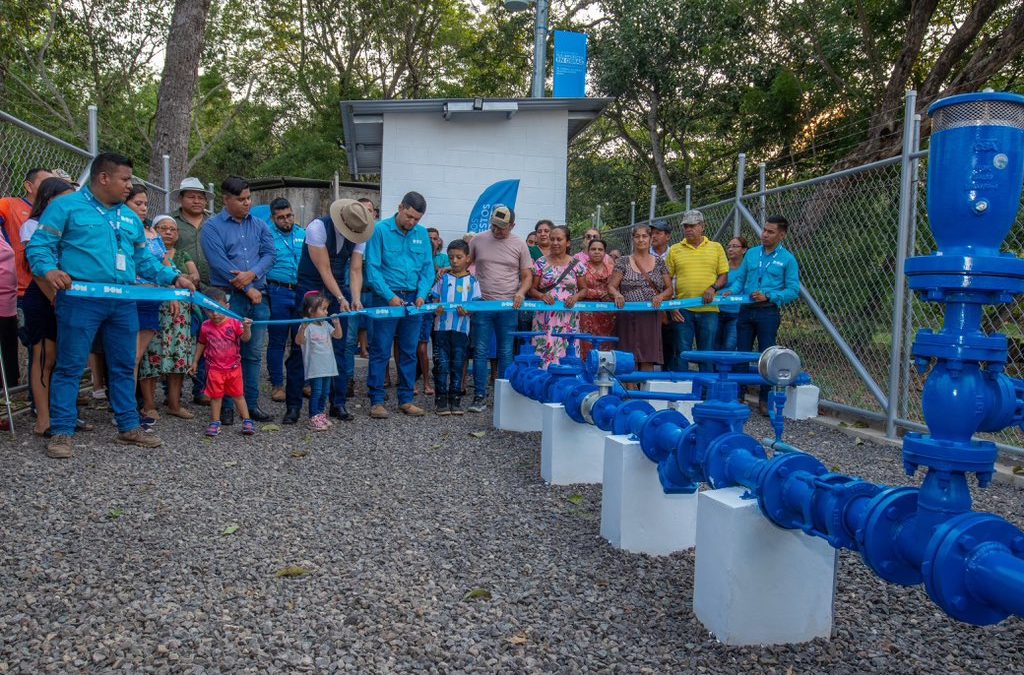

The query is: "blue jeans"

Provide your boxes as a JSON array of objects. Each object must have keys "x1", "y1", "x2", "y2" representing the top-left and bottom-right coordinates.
[
  {"x1": 716, "y1": 310, "x2": 739, "y2": 351},
  {"x1": 672, "y1": 310, "x2": 719, "y2": 372},
  {"x1": 737, "y1": 305, "x2": 781, "y2": 404},
  {"x1": 52, "y1": 296, "x2": 139, "y2": 435},
  {"x1": 367, "y1": 291, "x2": 422, "y2": 406},
  {"x1": 471, "y1": 310, "x2": 517, "y2": 398},
  {"x1": 266, "y1": 283, "x2": 297, "y2": 387},
  {"x1": 190, "y1": 305, "x2": 207, "y2": 399},
  {"x1": 285, "y1": 286, "x2": 349, "y2": 409},
  {"x1": 433, "y1": 330, "x2": 469, "y2": 397},
  {"x1": 343, "y1": 314, "x2": 360, "y2": 382},
  {"x1": 308, "y1": 376, "x2": 331, "y2": 417},
  {"x1": 222, "y1": 290, "x2": 270, "y2": 414}
]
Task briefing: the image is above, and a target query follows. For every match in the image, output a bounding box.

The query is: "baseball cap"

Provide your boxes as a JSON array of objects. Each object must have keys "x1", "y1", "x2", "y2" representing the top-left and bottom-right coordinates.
[
  {"x1": 680, "y1": 209, "x2": 705, "y2": 225},
  {"x1": 650, "y1": 219, "x2": 671, "y2": 232},
  {"x1": 490, "y1": 204, "x2": 514, "y2": 228}
]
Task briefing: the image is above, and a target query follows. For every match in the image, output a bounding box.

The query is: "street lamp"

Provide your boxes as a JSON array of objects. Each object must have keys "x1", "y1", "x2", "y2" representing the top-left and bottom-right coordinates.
[{"x1": 504, "y1": 0, "x2": 549, "y2": 98}]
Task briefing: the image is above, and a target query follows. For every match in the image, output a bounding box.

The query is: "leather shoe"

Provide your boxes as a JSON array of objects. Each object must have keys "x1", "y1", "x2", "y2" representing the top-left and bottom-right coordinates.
[
  {"x1": 250, "y1": 407, "x2": 272, "y2": 422},
  {"x1": 330, "y1": 405, "x2": 354, "y2": 422},
  {"x1": 221, "y1": 408, "x2": 235, "y2": 426},
  {"x1": 282, "y1": 407, "x2": 300, "y2": 425},
  {"x1": 399, "y1": 403, "x2": 425, "y2": 417}
]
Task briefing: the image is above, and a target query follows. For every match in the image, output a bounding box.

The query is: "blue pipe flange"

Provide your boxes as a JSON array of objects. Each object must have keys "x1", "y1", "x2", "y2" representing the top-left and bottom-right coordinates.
[
  {"x1": 612, "y1": 400, "x2": 655, "y2": 436},
  {"x1": 637, "y1": 409, "x2": 689, "y2": 463},
  {"x1": 704, "y1": 432, "x2": 767, "y2": 490},
  {"x1": 858, "y1": 487, "x2": 922, "y2": 586},
  {"x1": 814, "y1": 476, "x2": 882, "y2": 551},
  {"x1": 548, "y1": 375, "x2": 585, "y2": 406},
  {"x1": 591, "y1": 394, "x2": 623, "y2": 431},
  {"x1": 755, "y1": 452, "x2": 826, "y2": 528},
  {"x1": 658, "y1": 424, "x2": 702, "y2": 493},
  {"x1": 923, "y1": 511, "x2": 1024, "y2": 625},
  {"x1": 523, "y1": 369, "x2": 552, "y2": 400},
  {"x1": 564, "y1": 383, "x2": 598, "y2": 424}
]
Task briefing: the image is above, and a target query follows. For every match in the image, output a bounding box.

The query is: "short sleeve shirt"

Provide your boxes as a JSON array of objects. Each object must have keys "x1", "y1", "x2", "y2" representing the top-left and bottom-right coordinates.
[
  {"x1": 665, "y1": 237, "x2": 729, "y2": 312},
  {"x1": 305, "y1": 218, "x2": 366, "y2": 255},
  {"x1": 199, "y1": 318, "x2": 244, "y2": 372},
  {"x1": 468, "y1": 230, "x2": 532, "y2": 300},
  {"x1": 0, "y1": 197, "x2": 34, "y2": 295}
]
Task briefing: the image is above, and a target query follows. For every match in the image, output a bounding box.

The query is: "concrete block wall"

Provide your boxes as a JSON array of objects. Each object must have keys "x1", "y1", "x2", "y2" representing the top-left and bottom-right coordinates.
[{"x1": 380, "y1": 110, "x2": 569, "y2": 248}]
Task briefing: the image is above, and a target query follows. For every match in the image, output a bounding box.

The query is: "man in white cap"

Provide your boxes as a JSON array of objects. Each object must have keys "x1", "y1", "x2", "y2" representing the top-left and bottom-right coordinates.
[
  {"x1": 170, "y1": 176, "x2": 215, "y2": 404},
  {"x1": 466, "y1": 204, "x2": 532, "y2": 412},
  {"x1": 282, "y1": 198, "x2": 375, "y2": 424}
]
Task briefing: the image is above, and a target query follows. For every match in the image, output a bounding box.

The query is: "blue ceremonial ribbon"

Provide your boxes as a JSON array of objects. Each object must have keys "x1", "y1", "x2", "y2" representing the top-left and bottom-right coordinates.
[{"x1": 64, "y1": 282, "x2": 750, "y2": 325}]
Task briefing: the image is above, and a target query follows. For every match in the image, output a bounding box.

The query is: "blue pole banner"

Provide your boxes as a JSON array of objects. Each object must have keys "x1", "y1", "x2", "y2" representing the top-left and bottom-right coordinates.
[
  {"x1": 467, "y1": 179, "x2": 520, "y2": 233},
  {"x1": 553, "y1": 31, "x2": 587, "y2": 98}
]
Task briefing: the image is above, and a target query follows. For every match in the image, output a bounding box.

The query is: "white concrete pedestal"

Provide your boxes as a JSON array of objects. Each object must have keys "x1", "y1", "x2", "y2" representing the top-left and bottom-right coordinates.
[
  {"x1": 783, "y1": 384, "x2": 820, "y2": 420},
  {"x1": 694, "y1": 487, "x2": 836, "y2": 645},
  {"x1": 600, "y1": 434, "x2": 698, "y2": 555},
  {"x1": 540, "y1": 403, "x2": 607, "y2": 485},
  {"x1": 493, "y1": 379, "x2": 543, "y2": 432},
  {"x1": 643, "y1": 379, "x2": 697, "y2": 418}
]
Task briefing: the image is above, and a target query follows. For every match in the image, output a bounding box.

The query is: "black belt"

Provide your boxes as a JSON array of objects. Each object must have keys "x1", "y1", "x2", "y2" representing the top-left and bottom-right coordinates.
[
  {"x1": 393, "y1": 289, "x2": 416, "y2": 293},
  {"x1": 748, "y1": 301, "x2": 778, "y2": 309},
  {"x1": 267, "y1": 280, "x2": 296, "y2": 290}
]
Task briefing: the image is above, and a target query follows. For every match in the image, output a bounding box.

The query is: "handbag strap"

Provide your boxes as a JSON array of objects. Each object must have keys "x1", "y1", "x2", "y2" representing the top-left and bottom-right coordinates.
[{"x1": 538, "y1": 260, "x2": 579, "y2": 294}]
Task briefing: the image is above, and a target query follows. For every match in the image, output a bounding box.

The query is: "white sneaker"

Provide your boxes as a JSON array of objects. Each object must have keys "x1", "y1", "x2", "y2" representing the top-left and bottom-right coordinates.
[{"x1": 92, "y1": 389, "x2": 107, "y2": 400}]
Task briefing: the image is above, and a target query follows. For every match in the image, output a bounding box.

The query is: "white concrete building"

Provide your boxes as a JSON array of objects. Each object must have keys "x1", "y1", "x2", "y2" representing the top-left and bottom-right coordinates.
[{"x1": 340, "y1": 98, "x2": 611, "y2": 248}]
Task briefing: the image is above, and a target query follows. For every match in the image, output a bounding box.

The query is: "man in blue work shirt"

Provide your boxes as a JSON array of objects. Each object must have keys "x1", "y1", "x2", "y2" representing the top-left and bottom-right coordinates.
[
  {"x1": 723, "y1": 214, "x2": 801, "y2": 414},
  {"x1": 265, "y1": 197, "x2": 305, "y2": 402},
  {"x1": 201, "y1": 176, "x2": 276, "y2": 424},
  {"x1": 26, "y1": 152, "x2": 196, "y2": 459},
  {"x1": 363, "y1": 191, "x2": 433, "y2": 419}
]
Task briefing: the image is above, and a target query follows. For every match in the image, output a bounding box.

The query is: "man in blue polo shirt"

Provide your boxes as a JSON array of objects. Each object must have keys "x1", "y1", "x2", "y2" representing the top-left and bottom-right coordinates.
[
  {"x1": 201, "y1": 176, "x2": 276, "y2": 424},
  {"x1": 723, "y1": 214, "x2": 800, "y2": 414},
  {"x1": 265, "y1": 197, "x2": 305, "y2": 402},
  {"x1": 26, "y1": 152, "x2": 195, "y2": 459},
  {"x1": 363, "y1": 191, "x2": 433, "y2": 419}
]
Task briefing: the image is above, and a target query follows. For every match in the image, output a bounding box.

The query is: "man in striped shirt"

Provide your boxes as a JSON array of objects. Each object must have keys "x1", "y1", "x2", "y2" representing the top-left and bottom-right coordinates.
[{"x1": 429, "y1": 239, "x2": 480, "y2": 415}]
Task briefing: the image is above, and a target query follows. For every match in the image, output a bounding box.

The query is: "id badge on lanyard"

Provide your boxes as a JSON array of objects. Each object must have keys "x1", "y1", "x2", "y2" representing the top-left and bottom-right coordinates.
[{"x1": 89, "y1": 193, "x2": 128, "y2": 272}]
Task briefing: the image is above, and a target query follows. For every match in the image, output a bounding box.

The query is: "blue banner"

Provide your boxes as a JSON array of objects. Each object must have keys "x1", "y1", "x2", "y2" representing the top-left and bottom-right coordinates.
[
  {"x1": 553, "y1": 31, "x2": 587, "y2": 98},
  {"x1": 466, "y1": 179, "x2": 519, "y2": 233}
]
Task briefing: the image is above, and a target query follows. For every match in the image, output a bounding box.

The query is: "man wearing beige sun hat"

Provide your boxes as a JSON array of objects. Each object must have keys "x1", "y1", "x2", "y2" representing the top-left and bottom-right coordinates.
[{"x1": 282, "y1": 198, "x2": 375, "y2": 425}]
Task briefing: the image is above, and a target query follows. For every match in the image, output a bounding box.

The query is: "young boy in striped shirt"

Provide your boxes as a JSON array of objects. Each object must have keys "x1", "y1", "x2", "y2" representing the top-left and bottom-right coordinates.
[{"x1": 430, "y1": 239, "x2": 481, "y2": 415}]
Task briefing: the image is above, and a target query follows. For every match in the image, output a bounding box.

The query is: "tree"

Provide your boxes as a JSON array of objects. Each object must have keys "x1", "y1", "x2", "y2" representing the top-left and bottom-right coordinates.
[{"x1": 147, "y1": 0, "x2": 213, "y2": 189}]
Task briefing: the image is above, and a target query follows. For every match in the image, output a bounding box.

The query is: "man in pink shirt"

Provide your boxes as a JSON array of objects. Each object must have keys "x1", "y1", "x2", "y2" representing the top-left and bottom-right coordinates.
[{"x1": 466, "y1": 205, "x2": 532, "y2": 412}]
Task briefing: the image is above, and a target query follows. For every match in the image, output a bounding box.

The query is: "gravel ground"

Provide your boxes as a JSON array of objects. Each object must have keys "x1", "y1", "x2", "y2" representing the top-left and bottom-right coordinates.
[{"x1": 2, "y1": 375, "x2": 1023, "y2": 673}]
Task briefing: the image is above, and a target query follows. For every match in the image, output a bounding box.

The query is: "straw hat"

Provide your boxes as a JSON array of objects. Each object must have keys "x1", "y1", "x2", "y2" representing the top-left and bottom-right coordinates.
[{"x1": 329, "y1": 198, "x2": 375, "y2": 243}]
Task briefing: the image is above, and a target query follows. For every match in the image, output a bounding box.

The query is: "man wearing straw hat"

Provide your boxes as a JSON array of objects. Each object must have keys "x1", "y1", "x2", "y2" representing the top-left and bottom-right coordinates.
[
  {"x1": 282, "y1": 198, "x2": 375, "y2": 425},
  {"x1": 170, "y1": 177, "x2": 214, "y2": 286}
]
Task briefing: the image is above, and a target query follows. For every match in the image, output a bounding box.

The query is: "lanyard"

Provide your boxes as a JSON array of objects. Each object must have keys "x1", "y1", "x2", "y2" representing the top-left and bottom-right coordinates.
[
  {"x1": 84, "y1": 190, "x2": 125, "y2": 249},
  {"x1": 757, "y1": 248, "x2": 778, "y2": 286}
]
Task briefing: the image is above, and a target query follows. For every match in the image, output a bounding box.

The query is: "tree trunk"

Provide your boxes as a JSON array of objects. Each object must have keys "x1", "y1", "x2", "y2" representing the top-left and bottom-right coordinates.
[{"x1": 147, "y1": 0, "x2": 212, "y2": 195}]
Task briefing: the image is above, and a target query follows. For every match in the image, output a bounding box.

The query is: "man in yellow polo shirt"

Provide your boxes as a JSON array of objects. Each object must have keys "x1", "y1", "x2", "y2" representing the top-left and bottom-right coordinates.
[{"x1": 666, "y1": 210, "x2": 728, "y2": 371}]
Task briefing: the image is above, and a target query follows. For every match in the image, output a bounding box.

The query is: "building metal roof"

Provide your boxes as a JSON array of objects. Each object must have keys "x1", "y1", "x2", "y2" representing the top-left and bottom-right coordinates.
[{"x1": 339, "y1": 97, "x2": 613, "y2": 178}]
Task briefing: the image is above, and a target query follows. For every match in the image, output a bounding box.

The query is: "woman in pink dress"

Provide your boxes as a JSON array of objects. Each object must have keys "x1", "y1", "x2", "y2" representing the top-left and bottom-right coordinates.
[
  {"x1": 579, "y1": 238, "x2": 616, "y2": 361},
  {"x1": 528, "y1": 225, "x2": 587, "y2": 367}
]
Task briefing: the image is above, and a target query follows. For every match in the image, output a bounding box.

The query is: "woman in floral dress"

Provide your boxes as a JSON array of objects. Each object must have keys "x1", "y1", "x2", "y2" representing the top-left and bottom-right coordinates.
[
  {"x1": 579, "y1": 237, "x2": 616, "y2": 361},
  {"x1": 528, "y1": 225, "x2": 587, "y2": 367},
  {"x1": 140, "y1": 215, "x2": 200, "y2": 418}
]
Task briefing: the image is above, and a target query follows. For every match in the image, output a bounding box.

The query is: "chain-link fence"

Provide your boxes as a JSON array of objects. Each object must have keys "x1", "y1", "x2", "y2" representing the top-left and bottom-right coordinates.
[{"x1": 582, "y1": 105, "x2": 1024, "y2": 456}]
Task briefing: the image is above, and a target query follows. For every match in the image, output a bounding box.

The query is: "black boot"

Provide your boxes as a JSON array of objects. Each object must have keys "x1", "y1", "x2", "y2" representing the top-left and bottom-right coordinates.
[
  {"x1": 282, "y1": 407, "x2": 300, "y2": 425},
  {"x1": 449, "y1": 395, "x2": 463, "y2": 416},
  {"x1": 330, "y1": 404, "x2": 354, "y2": 422},
  {"x1": 436, "y1": 394, "x2": 450, "y2": 416}
]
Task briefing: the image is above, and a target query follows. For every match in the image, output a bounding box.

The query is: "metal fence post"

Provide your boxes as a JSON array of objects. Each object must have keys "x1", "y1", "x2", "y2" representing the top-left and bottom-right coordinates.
[
  {"x1": 162, "y1": 154, "x2": 171, "y2": 212},
  {"x1": 333, "y1": 172, "x2": 341, "y2": 201},
  {"x1": 87, "y1": 106, "x2": 98, "y2": 156},
  {"x1": 885, "y1": 90, "x2": 917, "y2": 439},
  {"x1": 630, "y1": 201, "x2": 636, "y2": 225},
  {"x1": 596, "y1": 204, "x2": 602, "y2": 228},
  {"x1": 685, "y1": 184, "x2": 691, "y2": 211},
  {"x1": 900, "y1": 113, "x2": 923, "y2": 419},
  {"x1": 208, "y1": 182, "x2": 216, "y2": 212},
  {"x1": 758, "y1": 162, "x2": 767, "y2": 226},
  {"x1": 648, "y1": 185, "x2": 657, "y2": 221},
  {"x1": 733, "y1": 153, "x2": 746, "y2": 237}
]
